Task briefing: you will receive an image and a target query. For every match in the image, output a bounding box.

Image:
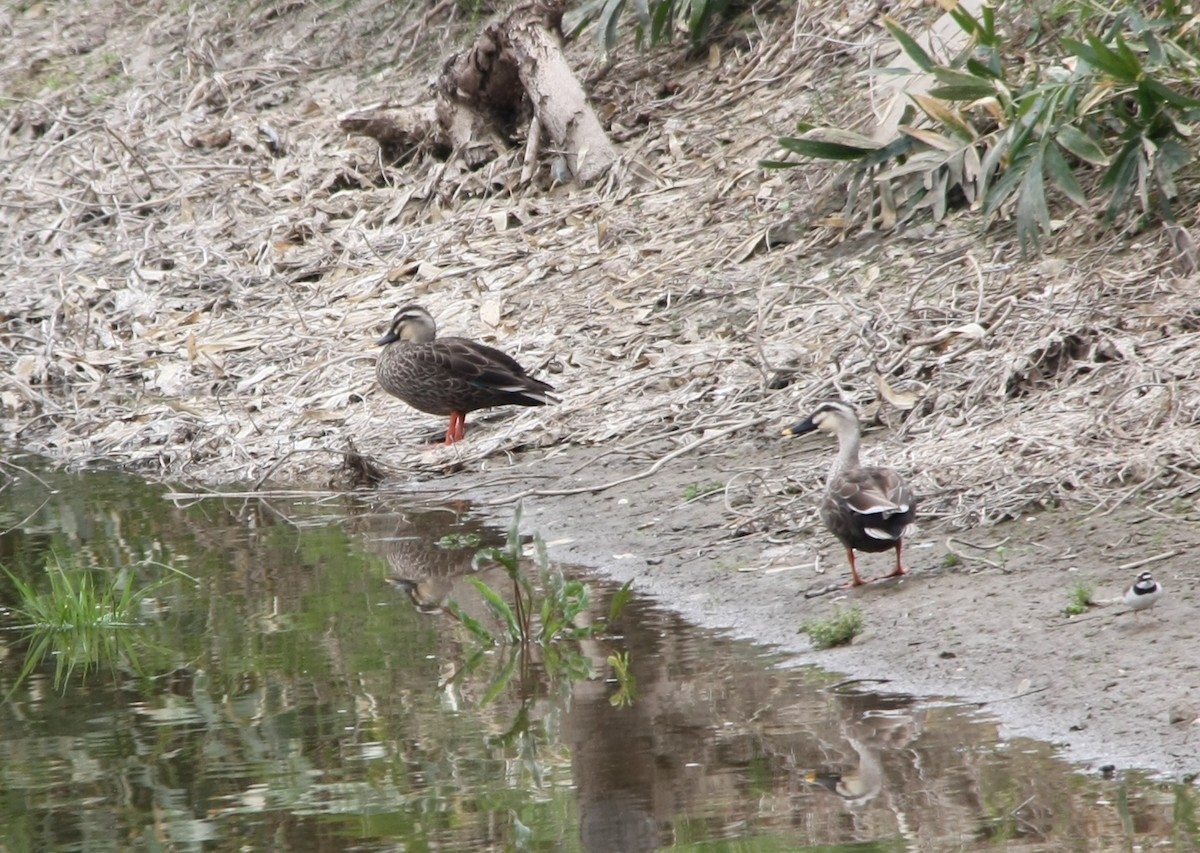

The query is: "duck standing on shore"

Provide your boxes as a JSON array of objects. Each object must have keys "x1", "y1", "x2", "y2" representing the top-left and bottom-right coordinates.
[
  {"x1": 375, "y1": 305, "x2": 557, "y2": 446},
  {"x1": 783, "y1": 402, "x2": 916, "y2": 587}
]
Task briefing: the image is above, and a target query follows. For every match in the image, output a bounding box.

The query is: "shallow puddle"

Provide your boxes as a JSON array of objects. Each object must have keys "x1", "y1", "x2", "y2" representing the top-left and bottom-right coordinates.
[{"x1": 0, "y1": 459, "x2": 1196, "y2": 851}]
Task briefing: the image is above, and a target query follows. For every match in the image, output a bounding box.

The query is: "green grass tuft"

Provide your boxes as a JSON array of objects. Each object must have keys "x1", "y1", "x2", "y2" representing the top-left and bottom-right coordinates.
[
  {"x1": 1063, "y1": 579, "x2": 1095, "y2": 617},
  {"x1": 3, "y1": 555, "x2": 193, "y2": 691},
  {"x1": 801, "y1": 607, "x2": 863, "y2": 649},
  {"x1": 682, "y1": 481, "x2": 724, "y2": 501}
]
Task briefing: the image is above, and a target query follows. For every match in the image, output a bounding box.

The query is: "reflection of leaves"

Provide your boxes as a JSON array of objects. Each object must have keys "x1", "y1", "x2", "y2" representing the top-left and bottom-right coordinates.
[
  {"x1": 436, "y1": 532, "x2": 482, "y2": 550},
  {"x1": 469, "y1": 575, "x2": 522, "y2": 642},
  {"x1": 446, "y1": 600, "x2": 496, "y2": 644},
  {"x1": 607, "y1": 651, "x2": 637, "y2": 708},
  {"x1": 541, "y1": 643, "x2": 593, "y2": 685},
  {"x1": 609, "y1": 580, "x2": 633, "y2": 623},
  {"x1": 449, "y1": 507, "x2": 635, "y2": 717},
  {"x1": 466, "y1": 504, "x2": 628, "y2": 650},
  {"x1": 480, "y1": 649, "x2": 522, "y2": 707}
]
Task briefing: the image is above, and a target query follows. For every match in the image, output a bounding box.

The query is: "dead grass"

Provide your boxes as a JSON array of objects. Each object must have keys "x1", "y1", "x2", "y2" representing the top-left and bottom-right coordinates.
[{"x1": 3, "y1": 0, "x2": 1200, "y2": 540}]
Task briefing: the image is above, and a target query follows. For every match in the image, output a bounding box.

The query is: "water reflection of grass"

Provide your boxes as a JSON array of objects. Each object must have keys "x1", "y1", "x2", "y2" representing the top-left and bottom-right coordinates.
[
  {"x1": 2, "y1": 554, "x2": 195, "y2": 691},
  {"x1": 452, "y1": 506, "x2": 630, "y2": 648},
  {"x1": 435, "y1": 507, "x2": 639, "y2": 847},
  {"x1": 444, "y1": 505, "x2": 633, "y2": 704}
]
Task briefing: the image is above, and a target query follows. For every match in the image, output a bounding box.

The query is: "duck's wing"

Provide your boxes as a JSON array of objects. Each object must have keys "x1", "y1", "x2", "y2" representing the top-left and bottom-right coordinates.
[
  {"x1": 829, "y1": 467, "x2": 916, "y2": 541},
  {"x1": 439, "y1": 338, "x2": 557, "y2": 403}
]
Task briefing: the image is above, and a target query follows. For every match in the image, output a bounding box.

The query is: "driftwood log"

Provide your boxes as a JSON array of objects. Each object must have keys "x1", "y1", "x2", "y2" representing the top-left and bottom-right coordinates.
[{"x1": 340, "y1": 0, "x2": 617, "y2": 185}]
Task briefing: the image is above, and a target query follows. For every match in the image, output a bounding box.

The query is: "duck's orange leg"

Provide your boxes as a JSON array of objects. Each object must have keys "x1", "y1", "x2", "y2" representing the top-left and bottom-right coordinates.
[
  {"x1": 844, "y1": 549, "x2": 866, "y2": 587},
  {"x1": 883, "y1": 541, "x2": 909, "y2": 579},
  {"x1": 444, "y1": 411, "x2": 467, "y2": 445}
]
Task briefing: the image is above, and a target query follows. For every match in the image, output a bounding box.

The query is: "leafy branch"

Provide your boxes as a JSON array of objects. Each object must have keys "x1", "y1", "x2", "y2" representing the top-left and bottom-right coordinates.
[
  {"x1": 566, "y1": 0, "x2": 735, "y2": 55},
  {"x1": 766, "y1": 2, "x2": 1200, "y2": 254}
]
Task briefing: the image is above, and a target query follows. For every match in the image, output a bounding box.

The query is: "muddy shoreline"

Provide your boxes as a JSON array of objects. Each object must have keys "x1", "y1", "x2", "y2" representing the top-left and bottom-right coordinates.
[{"x1": 419, "y1": 445, "x2": 1200, "y2": 781}]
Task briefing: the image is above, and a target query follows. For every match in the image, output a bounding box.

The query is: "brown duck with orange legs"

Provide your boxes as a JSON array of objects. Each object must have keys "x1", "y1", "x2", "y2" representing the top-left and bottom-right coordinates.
[
  {"x1": 783, "y1": 402, "x2": 916, "y2": 587},
  {"x1": 375, "y1": 305, "x2": 557, "y2": 445}
]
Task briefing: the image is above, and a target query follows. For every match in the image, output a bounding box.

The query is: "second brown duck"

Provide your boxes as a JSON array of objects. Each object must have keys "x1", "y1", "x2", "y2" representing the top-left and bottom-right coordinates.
[
  {"x1": 375, "y1": 304, "x2": 557, "y2": 445},
  {"x1": 783, "y1": 401, "x2": 916, "y2": 587}
]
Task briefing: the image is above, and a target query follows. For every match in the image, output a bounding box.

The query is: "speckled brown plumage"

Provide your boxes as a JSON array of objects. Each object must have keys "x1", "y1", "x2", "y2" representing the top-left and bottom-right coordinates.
[
  {"x1": 783, "y1": 401, "x2": 916, "y2": 587},
  {"x1": 375, "y1": 304, "x2": 557, "y2": 445}
]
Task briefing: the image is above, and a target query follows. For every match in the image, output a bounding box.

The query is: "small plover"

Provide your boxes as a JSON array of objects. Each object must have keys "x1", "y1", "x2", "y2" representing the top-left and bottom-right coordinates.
[{"x1": 1122, "y1": 570, "x2": 1163, "y2": 620}]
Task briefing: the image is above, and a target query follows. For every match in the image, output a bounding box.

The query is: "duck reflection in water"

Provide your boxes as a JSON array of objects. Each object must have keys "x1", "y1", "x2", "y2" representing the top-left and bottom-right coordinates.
[
  {"x1": 805, "y1": 690, "x2": 926, "y2": 810},
  {"x1": 371, "y1": 508, "x2": 503, "y2": 616}
]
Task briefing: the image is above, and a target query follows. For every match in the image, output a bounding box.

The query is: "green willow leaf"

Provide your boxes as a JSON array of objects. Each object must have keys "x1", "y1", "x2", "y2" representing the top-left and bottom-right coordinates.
[
  {"x1": 1065, "y1": 34, "x2": 1140, "y2": 81},
  {"x1": 688, "y1": 0, "x2": 710, "y2": 46},
  {"x1": 565, "y1": 0, "x2": 606, "y2": 40},
  {"x1": 946, "y1": 3, "x2": 981, "y2": 39},
  {"x1": 1099, "y1": 139, "x2": 1139, "y2": 191},
  {"x1": 1113, "y1": 34, "x2": 1143, "y2": 79},
  {"x1": 1055, "y1": 125, "x2": 1109, "y2": 165},
  {"x1": 980, "y1": 3, "x2": 997, "y2": 43},
  {"x1": 863, "y1": 135, "x2": 918, "y2": 169},
  {"x1": 596, "y1": 0, "x2": 625, "y2": 54},
  {"x1": 926, "y1": 68, "x2": 993, "y2": 101},
  {"x1": 982, "y1": 150, "x2": 1031, "y2": 221},
  {"x1": 449, "y1": 603, "x2": 495, "y2": 644},
  {"x1": 778, "y1": 137, "x2": 873, "y2": 161},
  {"x1": 467, "y1": 576, "x2": 519, "y2": 637},
  {"x1": 1062, "y1": 37, "x2": 1128, "y2": 80},
  {"x1": 1015, "y1": 151, "x2": 1050, "y2": 253},
  {"x1": 928, "y1": 83, "x2": 998, "y2": 101},
  {"x1": 882, "y1": 16, "x2": 934, "y2": 72},
  {"x1": 609, "y1": 580, "x2": 633, "y2": 622},
  {"x1": 965, "y1": 56, "x2": 1002, "y2": 80},
  {"x1": 1101, "y1": 141, "x2": 1142, "y2": 221},
  {"x1": 1045, "y1": 141, "x2": 1087, "y2": 207},
  {"x1": 650, "y1": 0, "x2": 672, "y2": 45},
  {"x1": 1155, "y1": 137, "x2": 1191, "y2": 176},
  {"x1": 1141, "y1": 78, "x2": 1200, "y2": 109},
  {"x1": 480, "y1": 650, "x2": 520, "y2": 706},
  {"x1": 633, "y1": 0, "x2": 650, "y2": 28}
]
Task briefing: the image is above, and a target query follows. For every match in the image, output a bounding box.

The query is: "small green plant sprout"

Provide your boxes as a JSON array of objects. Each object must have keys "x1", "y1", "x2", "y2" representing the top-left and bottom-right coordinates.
[
  {"x1": 801, "y1": 607, "x2": 863, "y2": 650},
  {"x1": 683, "y1": 481, "x2": 724, "y2": 502},
  {"x1": 1063, "y1": 579, "x2": 1095, "y2": 616},
  {"x1": 607, "y1": 650, "x2": 637, "y2": 708},
  {"x1": 942, "y1": 551, "x2": 961, "y2": 568},
  {"x1": 436, "y1": 532, "x2": 482, "y2": 550},
  {"x1": 444, "y1": 505, "x2": 633, "y2": 704}
]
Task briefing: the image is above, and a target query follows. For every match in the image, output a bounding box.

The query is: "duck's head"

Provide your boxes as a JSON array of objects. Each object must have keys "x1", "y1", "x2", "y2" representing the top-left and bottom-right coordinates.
[
  {"x1": 377, "y1": 304, "x2": 437, "y2": 346},
  {"x1": 782, "y1": 400, "x2": 858, "y2": 438}
]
